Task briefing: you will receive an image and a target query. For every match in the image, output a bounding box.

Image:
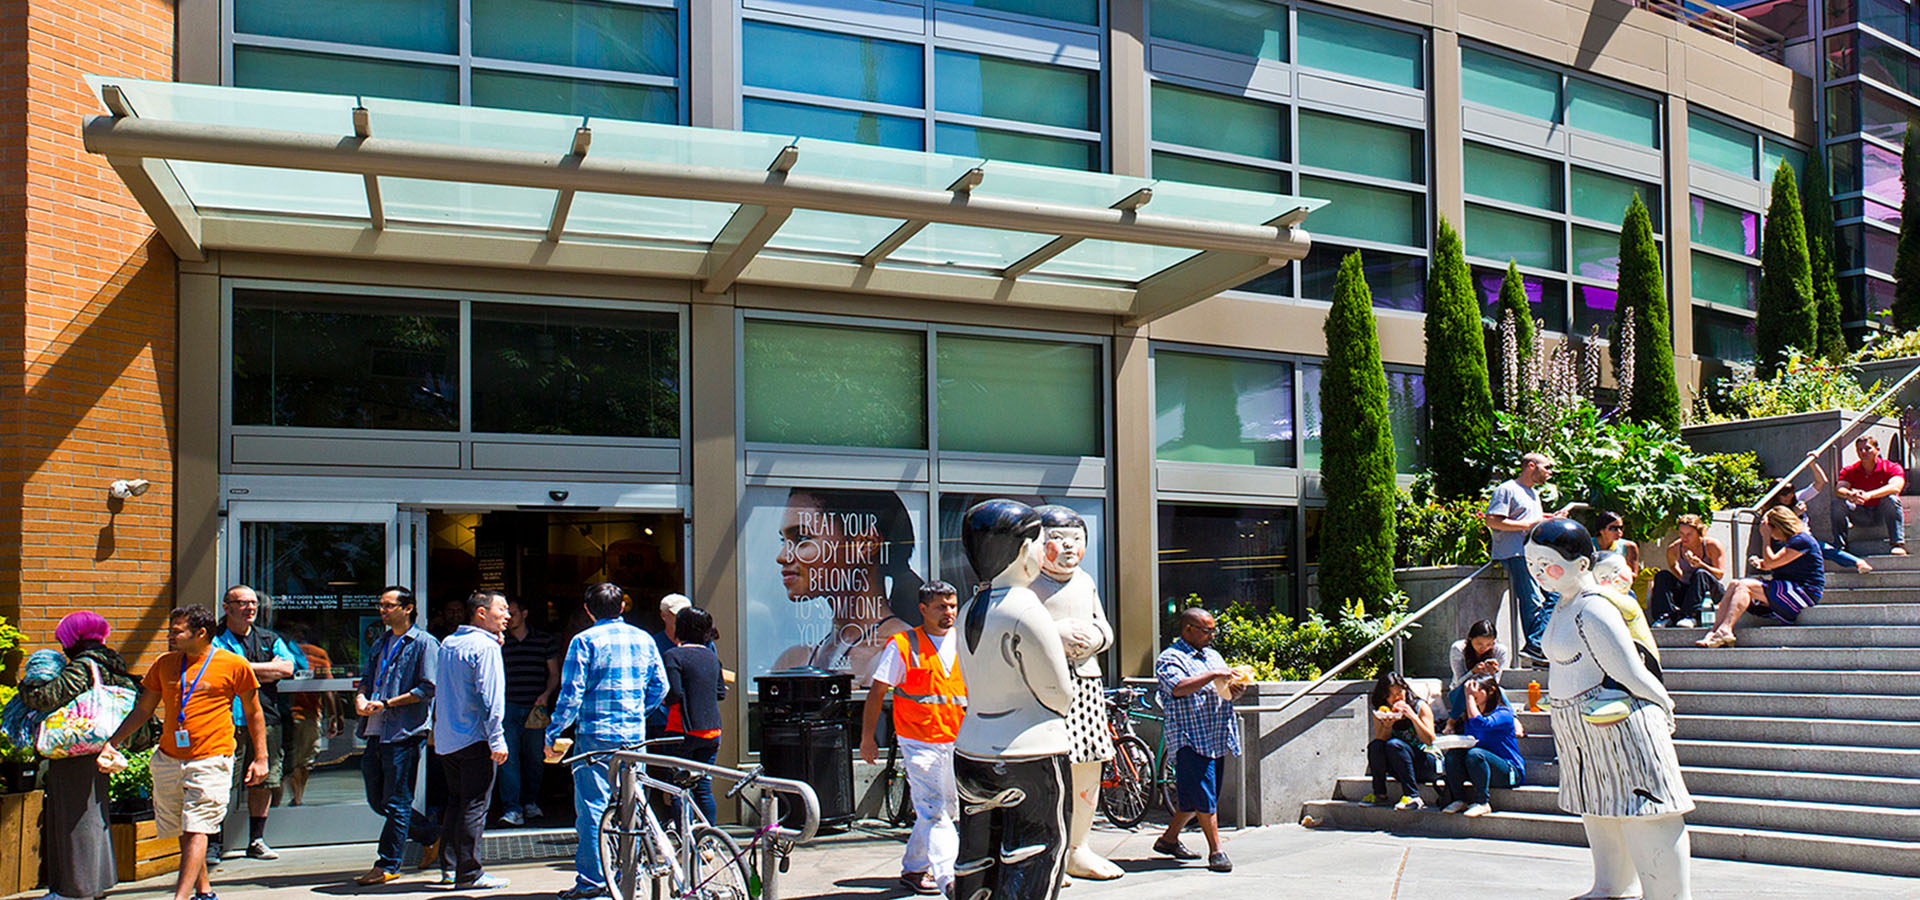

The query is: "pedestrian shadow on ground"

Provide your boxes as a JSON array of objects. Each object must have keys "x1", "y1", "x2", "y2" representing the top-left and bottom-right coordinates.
[{"x1": 835, "y1": 874, "x2": 911, "y2": 893}]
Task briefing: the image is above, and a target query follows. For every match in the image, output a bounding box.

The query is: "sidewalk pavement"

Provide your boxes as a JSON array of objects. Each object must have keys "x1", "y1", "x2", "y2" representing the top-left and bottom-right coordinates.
[{"x1": 89, "y1": 822, "x2": 1920, "y2": 900}]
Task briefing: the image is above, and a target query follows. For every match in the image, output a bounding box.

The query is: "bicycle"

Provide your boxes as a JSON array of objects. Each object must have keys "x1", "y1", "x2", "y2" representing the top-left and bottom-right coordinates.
[
  {"x1": 573, "y1": 741, "x2": 817, "y2": 900},
  {"x1": 864, "y1": 713, "x2": 914, "y2": 829},
  {"x1": 1099, "y1": 685, "x2": 1168, "y2": 828}
]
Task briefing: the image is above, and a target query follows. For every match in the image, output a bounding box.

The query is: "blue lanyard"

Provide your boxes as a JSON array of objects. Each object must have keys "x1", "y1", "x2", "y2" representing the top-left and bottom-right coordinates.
[
  {"x1": 178, "y1": 651, "x2": 214, "y2": 726},
  {"x1": 374, "y1": 633, "x2": 405, "y2": 686}
]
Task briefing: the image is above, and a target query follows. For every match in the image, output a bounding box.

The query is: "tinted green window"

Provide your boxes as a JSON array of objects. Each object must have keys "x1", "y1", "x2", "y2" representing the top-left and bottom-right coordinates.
[
  {"x1": 470, "y1": 304, "x2": 678, "y2": 438},
  {"x1": 1299, "y1": 111, "x2": 1422, "y2": 183},
  {"x1": 1827, "y1": 84, "x2": 1858, "y2": 137},
  {"x1": 1299, "y1": 243, "x2": 1426, "y2": 311},
  {"x1": 233, "y1": 47, "x2": 458, "y2": 103},
  {"x1": 1571, "y1": 226, "x2": 1622, "y2": 282},
  {"x1": 1150, "y1": 83, "x2": 1284, "y2": 160},
  {"x1": 1688, "y1": 115, "x2": 1756, "y2": 178},
  {"x1": 1693, "y1": 309, "x2": 1756, "y2": 361},
  {"x1": 1299, "y1": 176, "x2": 1423, "y2": 247},
  {"x1": 1571, "y1": 169, "x2": 1659, "y2": 231},
  {"x1": 743, "y1": 321, "x2": 926, "y2": 448},
  {"x1": 1149, "y1": 0, "x2": 1286, "y2": 62},
  {"x1": 235, "y1": 0, "x2": 456, "y2": 53},
  {"x1": 948, "y1": 0, "x2": 1098, "y2": 24},
  {"x1": 935, "y1": 51, "x2": 1095, "y2": 131},
  {"x1": 1295, "y1": 11, "x2": 1422, "y2": 89},
  {"x1": 937, "y1": 335, "x2": 1101, "y2": 456},
  {"x1": 471, "y1": 71, "x2": 676, "y2": 121},
  {"x1": 935, "y1": 123, "x2": 1097, "y2": 170},
  {"x1": 744, "y1": 99, "x2": 923, "y2": 150},
  {"x1": 1301, "y1": 364, "x2": 1423, "y2": 473},
  {"x1": 1464, "y1": 143, "x2": 1562, "y2": 211},
  {"x1": 1152, "y1": 152, "x2": 1288, "y2": 193},
  {"x1": 1466, "y1": 204, "x2": 1564, "y2": 271},
  {"x1": 1154, "y1": 351, "x2": 1294, "y2": 467},
  {"x1": 1690, "y1": 196, "x2": 1758, "y2": 257},
  {"x1": 1691, "y1": 252, "x2": 1758, "y2": 309},
  {"x1": 471, "y1": 0, "x2": 675, "y2": 75},
  {"x1": 232, "y1": 290, "x2": 459, "y2": 430},
  {"x1": 1462, "y1": 48, "x2": 1560, "y2": 122},
  {"x1": 743, "y1": 22, "x2": 921, "y2": 108},
  {"x1": 1763, "y1": 139, "x2": 1807, "y2": 181},
  {"x1": 1565, "y1": 79, "x2": 1658, "y2": 147}
]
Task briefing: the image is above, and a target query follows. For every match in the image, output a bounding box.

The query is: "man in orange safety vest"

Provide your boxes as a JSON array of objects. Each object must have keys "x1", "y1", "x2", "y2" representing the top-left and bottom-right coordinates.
[{"x1": 860, "y1": 580, "x2": 966, "y2": 896}]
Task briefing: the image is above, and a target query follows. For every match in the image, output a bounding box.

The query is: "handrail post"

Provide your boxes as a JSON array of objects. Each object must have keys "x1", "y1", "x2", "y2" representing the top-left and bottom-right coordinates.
[
  {"x1": 1392, "y1": 635, "x2": 1404, "y2": 676},
  {"x1": 759, "y1": 790, "x2": 782, "y2": 900}
]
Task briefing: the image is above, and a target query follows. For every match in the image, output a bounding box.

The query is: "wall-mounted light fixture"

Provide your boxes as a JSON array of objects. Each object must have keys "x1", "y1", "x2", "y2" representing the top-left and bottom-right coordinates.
[{"x1": 109, "y1": 478, "x2": 150, "y2": 500}]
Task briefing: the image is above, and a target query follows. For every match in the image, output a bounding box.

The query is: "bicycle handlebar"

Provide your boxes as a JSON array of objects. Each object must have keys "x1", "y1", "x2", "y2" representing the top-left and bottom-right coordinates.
[{"x1": 563, "y1": 748, "x2": 823, "y2": 844}]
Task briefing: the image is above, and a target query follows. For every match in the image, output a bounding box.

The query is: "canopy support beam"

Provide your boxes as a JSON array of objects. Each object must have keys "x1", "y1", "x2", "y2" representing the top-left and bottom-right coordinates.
[
  {"x1": 859, "y1": 168, "x2": 985, "y2": 267},
  {"x1": 98, "y1": 85, "x2": 205, "y2": 261},
  {"x1": 352, "y1": 106, "x2": 383, "y2": 230},
  {"x1": 701, "y1": 144, "x2": 799, "y2": 293},
  {"x1": 1002, "y1": 186, "x2": 1152, "y2": 279},
  {"x1": 545, "y1": 125, "x2": 592, "y2": 242}
]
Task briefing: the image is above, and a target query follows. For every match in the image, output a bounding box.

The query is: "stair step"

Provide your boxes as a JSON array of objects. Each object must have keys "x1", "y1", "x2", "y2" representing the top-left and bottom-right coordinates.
[
  {"x1": 1337, "y1": 760, "x2": 1920, "y2": 809},
  {"x1": 1657, "y1": 647, "x2": 1920, "y2": 670},
  {"x1": 1775, "y1": 603, "x2": 1920, "y2": 625},
  {"x1": 1824, "y1": 569, "x2": 1920, "y2": 588},
  {"x1": 1673, "y1": 739, "x2": 1920, "y2": 779},
  {"x1": 1670, "y1": 690, "x2": 1920, "y2": 722},
  {"x1": 1817, "y1": 587, "x2": 1920, "y2": 604},
  {"x1": 1652, "y1": 624, "x2": 1920, "y2": 648},
  {"x1": 1508, "y1": 713, "x2": 1920, "y2": 748},
  {"x1": 1661, "y1": 668, "x2": 1920, "y2": 695},
  {"x1": 1299, "y1": 800, "x2": 1920, "y2": 876}
]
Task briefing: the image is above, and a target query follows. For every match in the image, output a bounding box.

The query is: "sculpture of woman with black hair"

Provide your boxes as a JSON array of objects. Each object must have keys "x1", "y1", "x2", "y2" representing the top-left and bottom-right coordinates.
[
  {"x1": 953, "y1": 499, "x2": 1074, "y2": 900},
  {"x1": 1528, "y1": 518, "x2": 1692, "y2": 900},
  {"x1": 773, "y1": 488, "x2": 926, "y2": 686}
]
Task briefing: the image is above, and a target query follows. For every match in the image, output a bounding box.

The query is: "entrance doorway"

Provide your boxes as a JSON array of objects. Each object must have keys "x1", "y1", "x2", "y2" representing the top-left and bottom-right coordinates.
[{"x1": 225, "y1": 502, "x2": 683, "y2": 847}]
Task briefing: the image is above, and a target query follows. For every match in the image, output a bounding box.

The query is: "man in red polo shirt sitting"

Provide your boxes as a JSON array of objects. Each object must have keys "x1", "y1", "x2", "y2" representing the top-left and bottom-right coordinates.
[{"x1": 1832, "y1": 434, "x2": 1907, "y2": 557}]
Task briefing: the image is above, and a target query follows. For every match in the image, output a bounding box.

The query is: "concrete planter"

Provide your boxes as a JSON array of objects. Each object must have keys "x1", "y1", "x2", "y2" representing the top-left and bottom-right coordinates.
[
  {"x1": 1684, "y1": 409, "x2": 1900, "y2": 546},
  {"x1": 1852, "y1": 356, "x2": 1920, "y2": 406},
  {"x1": 1393, "y1": 564, "x2": 1509, "y2": 679}
]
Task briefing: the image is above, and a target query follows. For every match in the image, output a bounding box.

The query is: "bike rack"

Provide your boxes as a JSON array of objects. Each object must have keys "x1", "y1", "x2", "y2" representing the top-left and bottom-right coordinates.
[{"x1": 570, "y1": 749, "x2": 823, "y2": 900}]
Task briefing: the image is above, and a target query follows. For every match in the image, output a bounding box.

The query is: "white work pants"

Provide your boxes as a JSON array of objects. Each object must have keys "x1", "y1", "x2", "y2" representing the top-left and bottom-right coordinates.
[{"x1": 900, "y1": 737, "x2": 959, "y2": 889}]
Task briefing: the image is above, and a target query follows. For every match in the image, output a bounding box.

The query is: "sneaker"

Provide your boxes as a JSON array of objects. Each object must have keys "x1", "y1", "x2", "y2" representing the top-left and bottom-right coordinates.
[
  {"x1": 1674, "y1": 618, "x2": 1697, "y2": 629},
  {"x1": 355, "y1": 868, "x2": 400, "y2": 886},
  {"x1": 456, "y1": 874, "x2": 509, "y2": 890},
  {"x1": 206, "y1": 844, "x2": 224, "y2": 864},
  {"x1": 523, "y1": 803, "x2": 545, "y2": 820},
  {"x1": 500, "y1": 809, "x2": 525, "y2": 826},
  {"x1": 438, "y1": 871, "x2": 457, "y2": 887},
  {"x1": 557, "y1": 886, "x2": 610, "y2": 900},
  {"x1": 1441, "y1": 801, "x2": 1469, "y2": 814},
  {"x1": 1151, "y1": 836, "x2": 1200, "y2": 860},
  {"x1": 1359, "y1": 792, "x2": 1391, "y2": 807},
  {"x1": 900, "y1": 872, "x2": 940, "y2": 895},
  {"x1": 247, "y1": 839, "x2": 280, "y2": 860},
  {"x1": 1207, "y1": 852, "x2": 1233, "y2": 873},
  {"x1": 1394, "y1": 794, "x2": 1425, "y2": 811},
  {"x1": 1517, "y1": 644, "x2": 1548, "y2": 666},
  {"x1": 191, "y1": 893, "x2": 217, "y2": 900},
  {"x1": 1463, "y1": 803, "x2": 1492, "y2": 818}
]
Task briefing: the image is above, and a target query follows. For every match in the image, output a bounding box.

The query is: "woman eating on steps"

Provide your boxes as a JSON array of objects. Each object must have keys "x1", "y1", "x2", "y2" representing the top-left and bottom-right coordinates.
[{"x1": 1364, "y1": 672, "x2": 1438, "y2": 810}]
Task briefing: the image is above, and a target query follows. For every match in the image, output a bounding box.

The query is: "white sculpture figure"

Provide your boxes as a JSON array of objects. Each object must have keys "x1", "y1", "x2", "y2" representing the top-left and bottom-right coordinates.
[
  {"x1": 1527, "y1": 519, "x2": 1693, "y2": 900},
  {"x1": 1028, "y1": 505, "x2": 1121, "y2": 882},
  {"x1": 953, "y1": 499, "x2": 1075, "y2": 900}
]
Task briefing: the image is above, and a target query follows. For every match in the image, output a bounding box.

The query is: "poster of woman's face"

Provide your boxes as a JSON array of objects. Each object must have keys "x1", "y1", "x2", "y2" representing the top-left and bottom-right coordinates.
[{"x1": 741, "y1": 486, "x2": 927, "y2": 689}]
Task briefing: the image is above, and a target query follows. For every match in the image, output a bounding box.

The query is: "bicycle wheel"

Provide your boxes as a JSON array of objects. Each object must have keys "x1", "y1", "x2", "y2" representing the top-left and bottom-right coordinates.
[
  {"x1": 599, "y1": 765, "x2": 647, "y2": 900},
  {"x1": 881, "y1": 746, "x2": 913, "y2": 828},
  {"x1": 1158, "y1": 747, "x2": 1179, "y2": 815},
  {"x1": 1100, "y1": 736, "x2": 1154, "y2": 829},
  {"x1": 688, "y1": 825, "x2": 756, "y2": 900}
]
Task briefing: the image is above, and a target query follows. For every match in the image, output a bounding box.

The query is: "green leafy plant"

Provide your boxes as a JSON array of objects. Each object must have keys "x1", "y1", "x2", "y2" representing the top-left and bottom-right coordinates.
[
  {"x1": 0, "y1": 615, "x2": 23, "y2": 679},
  {"x1": 1211, "y1": 596, "x2": 1412, "y2": 682},
  {"x1": 1318, "y1": 251, "x2": 1399, "y2": 611},
  {"x1": 1700, "y1": 350, "x2": 1890, "y2": 421},
  {"x1": 1393, "y1": 487, "x2": 1491, "y2": 568},
  {"x1": 1853, "y1": 326, "x2": 1920, "y2": 362},
  {"x1": 110, "y1": 747, "x2": 154, "y2": 803},
  {"x1": 0, "y1": 685, "x2": 34, "y2": 766}
]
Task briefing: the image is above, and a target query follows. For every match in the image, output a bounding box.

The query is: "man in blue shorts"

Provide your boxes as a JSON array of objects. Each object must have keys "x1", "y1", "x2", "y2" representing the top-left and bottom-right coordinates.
[{"x1": 1153, "y1": 607, "x2": 1243, "y2": 873}]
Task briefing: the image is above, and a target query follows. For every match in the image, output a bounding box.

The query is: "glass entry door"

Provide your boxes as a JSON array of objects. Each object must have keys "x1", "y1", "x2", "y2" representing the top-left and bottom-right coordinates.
[{"x1": 223, "y1": 501, "x2": 419, "y2": 847}]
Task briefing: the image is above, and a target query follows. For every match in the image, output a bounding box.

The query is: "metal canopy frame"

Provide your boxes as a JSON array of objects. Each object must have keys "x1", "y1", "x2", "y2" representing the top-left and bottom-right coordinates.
[{"x1": 83, "y1": 80, "x2": 1322, "y2": 325}]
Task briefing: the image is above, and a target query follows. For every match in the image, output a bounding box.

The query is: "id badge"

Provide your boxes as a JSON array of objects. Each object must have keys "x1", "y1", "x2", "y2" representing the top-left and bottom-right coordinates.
[{"x1": 174, "y1": 729, "x2": 191, "y2": 749}]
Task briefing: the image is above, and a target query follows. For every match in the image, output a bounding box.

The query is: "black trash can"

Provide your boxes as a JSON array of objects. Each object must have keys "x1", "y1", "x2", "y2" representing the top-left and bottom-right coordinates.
[{"x1": 756, "y1": 667, "x2": 855, "y2": 830}]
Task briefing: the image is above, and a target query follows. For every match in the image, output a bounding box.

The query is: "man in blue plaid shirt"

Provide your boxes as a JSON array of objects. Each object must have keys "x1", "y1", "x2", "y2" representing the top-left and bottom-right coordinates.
[
  {"x1": 546, "y1": 583, "x2": 668, "y2": 900},
  {"x1": 1153, "y1": 607, "x2": 1243, "y2": 874}
]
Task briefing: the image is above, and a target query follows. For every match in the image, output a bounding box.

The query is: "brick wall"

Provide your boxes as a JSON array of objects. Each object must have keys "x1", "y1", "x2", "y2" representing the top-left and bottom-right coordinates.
[{"x1": 0, "y1": 0, "x2": 177, "y2": 674}]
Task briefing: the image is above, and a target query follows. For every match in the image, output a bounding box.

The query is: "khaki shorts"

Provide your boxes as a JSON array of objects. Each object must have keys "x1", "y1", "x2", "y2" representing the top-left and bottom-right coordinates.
[
  {"x1": 233, "y1": 723, "x2": 285, "y2": 790},
  {"x1": 287, "y1": 717, "x2": 321, "y2": 774},
  {"x1": 153, "y1": 753, "x2": 233, "y2": 837}
]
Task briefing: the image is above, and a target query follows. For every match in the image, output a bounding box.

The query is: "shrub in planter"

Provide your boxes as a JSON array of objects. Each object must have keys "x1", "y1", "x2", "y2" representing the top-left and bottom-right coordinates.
[
  {"x1": 1699, "y1": 351, "x2": 1892, "y2": 422},
  {"x1": 110, "y1": 747, "x2": 154, "y2": 817},
  {"x1": 1393, "y1": 486, "x2": 1491, "y2": 568},
  {"x1": 1211, "y1": 596, "x2": 1411, "y2": 682}
]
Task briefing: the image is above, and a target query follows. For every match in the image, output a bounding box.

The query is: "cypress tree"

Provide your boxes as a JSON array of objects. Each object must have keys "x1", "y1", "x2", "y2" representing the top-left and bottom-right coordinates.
[
  {"x1": 1493, "y1": 262, "x2": 1534, "y2": 410},
  {"x1": 1424, "y1": 217, "x2": 1495, "y2": 499},
  {"x1": 1804, "y1": 153, "x2": 1847, "y2": 361},
  {"x1": 1617, "y1": 194, "x2": 1682, "y2": 430},
  {"x1": 1896, "y1": 122, "x2": 1920, "y2": 332},
  {"x1": 1756, "y1": 161, "x2": 1817, "y2": 378},
  {"x1": 1320, "y1": 251, "x2": 1398, "y2": 611}
]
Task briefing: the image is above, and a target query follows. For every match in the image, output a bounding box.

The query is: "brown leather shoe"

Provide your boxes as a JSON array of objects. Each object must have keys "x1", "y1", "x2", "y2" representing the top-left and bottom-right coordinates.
[
  {"x1": 354, "y1": 867, "x2": 399, "y2": 885},
  {"x1": 900, "y1": 872, "x2": 940, "y2": 895},
  {"x1": 418, "y1": 839, "x2": 441, "y2": 872}
]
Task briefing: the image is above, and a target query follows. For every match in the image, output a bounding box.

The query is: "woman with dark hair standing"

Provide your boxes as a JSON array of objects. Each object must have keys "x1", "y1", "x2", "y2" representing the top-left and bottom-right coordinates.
[
  {"x1": 663, "y1": 607, "x2": 727, "y2": 823},
  {"x1": 1364, "y1": 672, "x2": 1438, "y2": 809},
  {"x1": 21, "y1": 611, "x2": 151, "y2": 900},
  {"x1": 773, "y1": 488, "x2": 926, "y2": 686}
]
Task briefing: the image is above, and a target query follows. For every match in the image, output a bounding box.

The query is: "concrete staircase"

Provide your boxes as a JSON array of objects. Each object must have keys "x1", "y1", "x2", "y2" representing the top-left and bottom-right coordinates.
[{"x1": 1301, "y1": 556, "x2": 1920, "y2": 876}]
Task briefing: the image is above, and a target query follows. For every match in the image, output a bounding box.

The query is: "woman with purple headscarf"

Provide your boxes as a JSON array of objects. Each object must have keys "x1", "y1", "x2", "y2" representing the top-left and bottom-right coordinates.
[{"x1": 20, "y1": 611, "x2": 146, "y2": 900}]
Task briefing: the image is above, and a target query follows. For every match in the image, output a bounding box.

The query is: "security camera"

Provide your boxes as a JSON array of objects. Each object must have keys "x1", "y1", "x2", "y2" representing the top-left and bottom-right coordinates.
[
  {"x1": 548, "y1": 489, "x2": 570, "y2": 502},
  {"x1": 109, "y1": 478, "x2": 150, "y2": 500}
]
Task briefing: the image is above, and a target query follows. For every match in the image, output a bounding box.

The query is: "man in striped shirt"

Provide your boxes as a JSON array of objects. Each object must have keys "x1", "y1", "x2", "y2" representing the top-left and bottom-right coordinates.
[{"x1": 546, "y1": 583, "x2": 668, "y2": 900}]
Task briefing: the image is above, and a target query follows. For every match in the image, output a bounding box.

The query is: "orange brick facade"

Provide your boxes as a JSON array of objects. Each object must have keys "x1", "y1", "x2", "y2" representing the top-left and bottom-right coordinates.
[{"x1": 1, "y1": 0, "x2": 177, "y2": 673}]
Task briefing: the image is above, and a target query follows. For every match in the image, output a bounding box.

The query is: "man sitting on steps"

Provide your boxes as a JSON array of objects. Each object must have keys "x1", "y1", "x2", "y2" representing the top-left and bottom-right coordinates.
[{"x1": 1832, "y1": 435, "x2": 1907, "y2": 558}]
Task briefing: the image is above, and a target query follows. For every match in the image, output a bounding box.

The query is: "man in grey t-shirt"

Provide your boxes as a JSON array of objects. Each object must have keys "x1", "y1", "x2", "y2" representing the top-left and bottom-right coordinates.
[{"x1": 1484, "y1": 452, "x2": 1558, "y2": 662}]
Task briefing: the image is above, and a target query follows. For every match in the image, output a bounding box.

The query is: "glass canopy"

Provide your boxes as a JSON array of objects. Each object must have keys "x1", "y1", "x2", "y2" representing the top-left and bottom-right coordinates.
[{"x1": 82, "y1": 76, "x2": 1324, "y2": 323}]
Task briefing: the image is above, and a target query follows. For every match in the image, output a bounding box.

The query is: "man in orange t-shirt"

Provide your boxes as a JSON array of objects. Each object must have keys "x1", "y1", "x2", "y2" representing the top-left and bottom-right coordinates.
[{"x1": 102, "y1": 606, "x2": 265, "y2": 900}]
